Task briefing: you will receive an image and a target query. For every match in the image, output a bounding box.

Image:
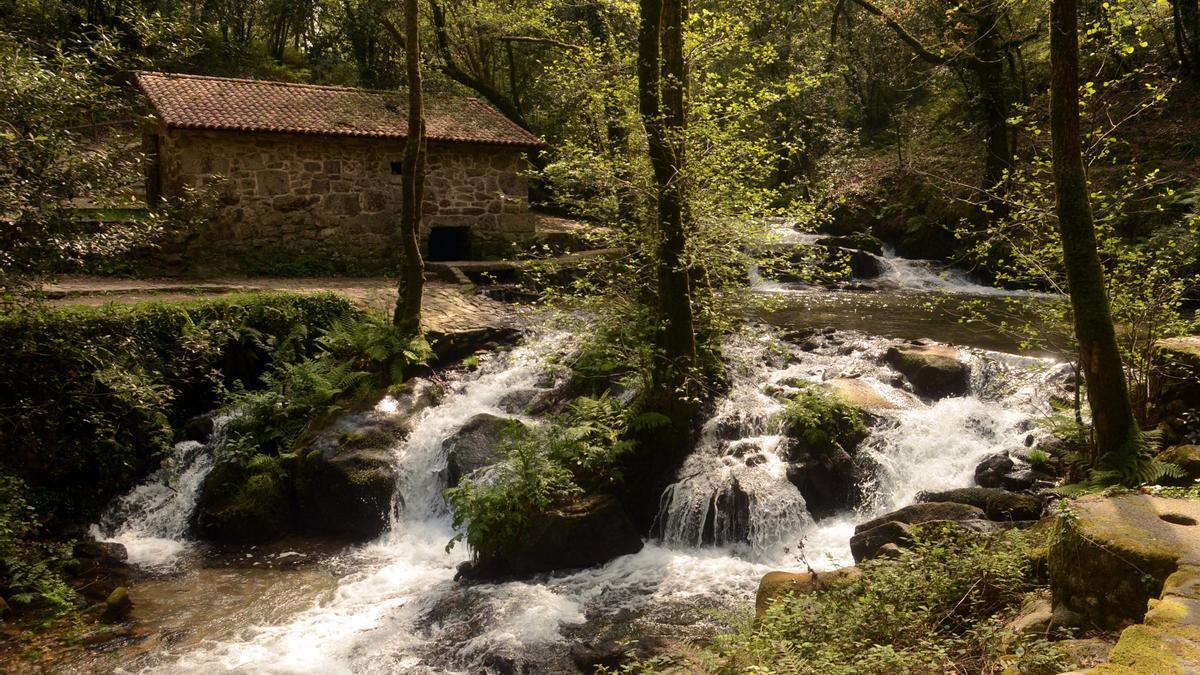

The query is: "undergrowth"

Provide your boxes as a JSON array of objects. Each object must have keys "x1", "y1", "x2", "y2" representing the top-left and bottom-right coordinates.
[{"x1": 614, "y1": 528, "x2": 1072, "y2": 674}]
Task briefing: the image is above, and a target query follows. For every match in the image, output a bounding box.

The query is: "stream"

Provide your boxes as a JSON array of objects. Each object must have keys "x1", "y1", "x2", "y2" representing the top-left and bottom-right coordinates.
[{"x1": 81, "y1": 244, "x2": 1067, "y2": 674}]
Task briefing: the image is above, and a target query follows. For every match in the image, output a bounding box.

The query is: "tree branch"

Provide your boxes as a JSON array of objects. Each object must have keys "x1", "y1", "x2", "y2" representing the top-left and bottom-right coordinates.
[
  {"x1": 498, "y1": 35, "x2": 586, "y2": 52},
  {"x1": 844, "y1": 0, "x2": 952, "y2": 65}
]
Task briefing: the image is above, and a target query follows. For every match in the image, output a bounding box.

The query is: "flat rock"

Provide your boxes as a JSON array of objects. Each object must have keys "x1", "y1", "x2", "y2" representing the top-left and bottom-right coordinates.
[
  {"x1": 885, "y1": 344, "x2": 970, "y2": 399},
  {"x1": 1049, "y1": 494, "x2": 1200, "y2": 630},
  {"x1": 755, "y1": 567, "x2": 861, "y2": 617}
]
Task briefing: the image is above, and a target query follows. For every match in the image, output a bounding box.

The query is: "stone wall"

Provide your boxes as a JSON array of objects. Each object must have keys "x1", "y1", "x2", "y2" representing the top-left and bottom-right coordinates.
[{"x1": 157, "y1": 128, "x2": 533, "y2": 266}]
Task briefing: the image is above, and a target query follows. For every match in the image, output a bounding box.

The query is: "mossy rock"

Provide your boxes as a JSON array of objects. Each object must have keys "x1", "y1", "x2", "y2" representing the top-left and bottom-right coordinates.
[
  {"x1": 1095, "y1": 623, "x2": 1200, "y2": 674},
  {"x1": 192, "y1": 455, "x2": 294, "y2": 544},
  {"x1": 916, "y1": 487, "x2": 1044, "y2": 521},
  {"x1": 885, "y1": 344, "x2": 970, "y2": 399},
  {"x1": 1159, "y1": 445, "x2": 1200, "y2": 485},
  {"x1": 755, "y1": 567, "x2": 860, "y2": 618},
  {"x1": 1049, "y1": 494, "x2": 1200, "y2": 630}
]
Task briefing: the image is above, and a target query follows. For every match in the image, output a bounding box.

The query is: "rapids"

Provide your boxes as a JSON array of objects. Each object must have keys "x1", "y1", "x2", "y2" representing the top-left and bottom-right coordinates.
[{"x1": 84, "y1": 246, "x2": 1067, "y2": 674}]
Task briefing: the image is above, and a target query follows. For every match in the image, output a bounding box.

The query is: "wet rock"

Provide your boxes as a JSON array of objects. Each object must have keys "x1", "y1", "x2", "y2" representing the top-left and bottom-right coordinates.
[
  {"x1": 181, "y1": 414, "x2": 215, "y2": 443},
  {"x1": 916, "y1": 487, "x2": 1044, "y2": 521},
  {"x1": 815, "y1": 233, "x2": 884, "y2": 255},
  {"x1": 851, "y1": 502, "x2": 993, "y2": 562},
  {"x1": 192, "y1": 456, "x2": 294, "y2": 544},
  {"x1": 429, "y1": 326, "x2": 522, "y2": 365},
  {"x1": 822, "y1": 377, "x2": 908, "y2": 413},
  {"x1": 293, "y1": 448, "x2": 397, "y2": 541},
  {"x1": 703, "y1": 478, "x2": 751, "y2": 545},
  {"x1": 1000, "y1": 466, "x2": 1056, "y2": 492},
  {"x1": 885, "y1": 344, "x2": 970, "y2": 399},
  {"x1": 850, "y1": 520, "x2": 912, "y2": 562},
  {"x1": 756, "y1": 567, "x2": 861, "y2": 617},
  {"x1": 72, "y1": 539, "x2": 133, "y2": 603},
  {"x1": 497, "y1": 387, "x2": 560, "y2": 416},
  {"x1": 975, "y1": 452, "x2": 1015, "y2": 488},
  {"x1": 848, "y1": 250, "x2": 885, "y2": 279},
  {"x1": 1048, "y1": 493, "x2": 1200, "y2": 629},
  {"x1": 102, "y1": 586, "x2": 133, "y2": 622},
  {"x1": 785, "y1": 448, "x2": 858, "y2": 520},
  {"x1": 443, "y1": 414, "x2": 528, "y2": 487},
  {"x1": 471, "y1": 494, "x2": 644, "y2": 577},
  {"x1": 1159, "y1": 445, "x2": 1200, "y2": 485},
  {"x1": 855, "y1": 501, "x2": 988, "y2": 534}
]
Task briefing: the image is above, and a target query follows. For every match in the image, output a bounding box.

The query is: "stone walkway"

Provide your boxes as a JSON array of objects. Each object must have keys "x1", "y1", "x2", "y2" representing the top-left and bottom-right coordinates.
[{"x1": 43, "y1": 277, "x2": 522, "y2": 336}]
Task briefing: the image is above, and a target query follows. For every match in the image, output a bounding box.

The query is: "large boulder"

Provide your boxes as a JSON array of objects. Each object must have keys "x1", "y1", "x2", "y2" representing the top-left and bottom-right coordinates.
[
  {"x1": 850, "y1": 502, "x2": 993, "y2": 562},
  {"x1": 292, "y1": 448, "x2": 397, "y2": 541},
  {"x1": 289, "y1": 382, "x2": 440, "y2": 540},
  {"x1": 1159, "y1": 445, "x2": 1200, "y2": 486},
  {"x1": 443, "y1": 414, "x2": 528, "y2": 487},
  {"x1": 192, "y1": 456, "x2": 294, "y2": 544},
  {"x1": 885, "y1": 344, "x2": 970, "y2": 399},
  {"x1": 1049, "y1": 493, "x2": 1200, "y2": 630},
  {"x1": 779, "y1": 388, "x2": 870, "y2": 519},
  {"x1": 916, "y1": 487, "x2": 1044, "y2": 521},
  {"x1": 755, "y1": 567, "x2": 861, "y2": 617},
  {"x1": 471, "y1": 494, "x2": 643, "y2": 577}
]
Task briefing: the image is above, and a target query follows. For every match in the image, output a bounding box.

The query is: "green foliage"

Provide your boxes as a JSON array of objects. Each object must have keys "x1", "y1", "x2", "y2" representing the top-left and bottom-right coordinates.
[
  {"x1": 222, "y1": 311, "x2": 432, "y2": 462},
  {"x1": 0, "y1": 474, "x2": 76, "y2": 613},
  {"x1": 0, "y1": 292, "x2": 357, "y2": 522},
  {"x1": 706, "y1": 528, "x2": 1072, "y2": 674},
  {"x1": 445, "y1": 393, "x2": 643, "y2": 559},
  {"x1": 444, "y1": 424, "x2": 583, "y2": 560},
  {"x1": 781, "y1": 384, "x2": 868, "y2": 455}
]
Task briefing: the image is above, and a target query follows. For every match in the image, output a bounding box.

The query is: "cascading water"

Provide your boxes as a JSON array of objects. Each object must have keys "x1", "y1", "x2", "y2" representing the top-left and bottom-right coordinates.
[
  {"x1": 94, "y1": 318, "x2": 1063, "y2": 673},
  {"x1": 92, "y1": 415, "x2": 231, "y2": 571}
]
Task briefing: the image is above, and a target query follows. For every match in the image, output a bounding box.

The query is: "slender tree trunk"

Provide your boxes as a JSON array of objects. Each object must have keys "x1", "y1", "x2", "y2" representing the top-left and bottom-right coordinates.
[
  {"x1": 972, "y1": 7, "x2": 1014, "y2": 208},
  {"x1": 393, "y1": 0, "x2": 426, "y2": 334},
  {"x1": 1049, "y1": 0, "x2": 1141, "y2": 464},
  {"x1": 638, "y1": 0, "x2": 698, "y2": 403}
]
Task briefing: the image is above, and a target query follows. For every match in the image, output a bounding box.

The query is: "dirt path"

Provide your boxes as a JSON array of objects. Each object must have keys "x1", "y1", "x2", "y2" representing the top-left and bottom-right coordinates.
[{"x1": 44, "y1": 276, "x2": 523, "y2": 335}]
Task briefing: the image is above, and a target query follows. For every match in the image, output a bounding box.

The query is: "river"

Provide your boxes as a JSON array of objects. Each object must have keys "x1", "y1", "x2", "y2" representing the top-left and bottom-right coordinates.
[{"x1": 80, "y1": 246, "x2": 1066, "y2": 674}]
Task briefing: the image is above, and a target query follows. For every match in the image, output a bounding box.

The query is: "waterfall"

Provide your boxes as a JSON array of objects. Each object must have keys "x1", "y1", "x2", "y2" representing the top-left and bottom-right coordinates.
[
  {"x1": 100, "y1": 326, "x2": 1060, "y2": 674},
  {"x1": 92, "y1": 415, "x2": 231, "y2": 571}
]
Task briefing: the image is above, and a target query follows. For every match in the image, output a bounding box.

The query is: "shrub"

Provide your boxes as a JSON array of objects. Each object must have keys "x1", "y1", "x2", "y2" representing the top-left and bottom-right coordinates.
[
  {"x1": 445, "y1": 393, "x2": 649, "y2": 559},
  {"x1": 444, "y1": 424, "x2": 582, "y2": 560},
  {"x1": 0, "y1": 473, "x2": 75, "y2": 613},
  {"x1": 0, "y1": 292, "x2": 358, "y2": 522},
  {"x1": 705, "y1": 528, "x2": 1071, "y2": 674},
  {"x1": 781, "y1": 384, "x2": 868, "y2": 454}
]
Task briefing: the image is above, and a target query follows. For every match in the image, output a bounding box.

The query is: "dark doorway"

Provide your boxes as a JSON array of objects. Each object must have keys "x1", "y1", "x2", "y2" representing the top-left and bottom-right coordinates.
[{"x1": 427, "y1": 226, "x2": 472, "y2": 261}]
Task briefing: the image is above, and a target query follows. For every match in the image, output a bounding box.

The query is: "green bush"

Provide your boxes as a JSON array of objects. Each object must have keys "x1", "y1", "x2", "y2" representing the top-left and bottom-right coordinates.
[
  {"x1": 781, "y1": 384, "x2": 868, "y2": 454},
  {"x1": 0, "y1": 292, "x2": 358, "y2": 522},
  {"x1": 221, "y1": 312, "x2": 432, "y2": 462},
  {"x1": 0, "y1": 473, "x2": 75, "y2": 613},
  {"x1": 445, "y1": 393, "x2": 650, "y2": 559},
  {"x1": 705, "y1": 528, "x2": 1071, "y2": 674},
  {"x1": 444, "y1": 424, "x2": 582, "y2": 560}
]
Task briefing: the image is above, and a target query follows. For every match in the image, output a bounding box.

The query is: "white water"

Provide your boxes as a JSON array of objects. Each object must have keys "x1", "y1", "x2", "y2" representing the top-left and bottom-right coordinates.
[
  {"x1": 96, "y1": 318, "x2": 1061, "y2": 672},
  {"x1": 92, "y1": 416, "x2": 231, "y2": 571}
]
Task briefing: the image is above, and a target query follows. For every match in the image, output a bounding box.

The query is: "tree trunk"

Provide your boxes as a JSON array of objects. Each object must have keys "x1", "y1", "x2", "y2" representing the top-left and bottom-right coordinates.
[
  {"x1": 971, "y1": 6, "x2": 1014, "y2": 207},
  {"x1": 1049, "y1": 0, "x2": 1141, "y2": 464},
  {"x1": 638, "y1": 0, "x2": 698, "y2": 400},
  {"x1": 393, "y1": 0, "x2": 426, "y2": 334}
]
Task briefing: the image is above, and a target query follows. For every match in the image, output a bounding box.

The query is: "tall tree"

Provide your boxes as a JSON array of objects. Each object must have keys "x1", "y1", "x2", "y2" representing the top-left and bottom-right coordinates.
[
  {"x1": 392, "y1": 0, "x2": 426, "y2": 334},
  {"x1": 638, "y1": 0, "x2": 698, "y2": 414},
  {"x1": 834, "y1": 0, "x2": 1033, "y2": 204},
  {"x1": 1049, "y1": 0, "x2": 1141, "y2": 466}
]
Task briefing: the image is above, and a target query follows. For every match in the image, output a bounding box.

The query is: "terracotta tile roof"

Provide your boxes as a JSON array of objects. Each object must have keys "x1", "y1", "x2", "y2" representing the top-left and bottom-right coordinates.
[{"x1": 135, "y1": 71, "x2": 544, "y2": 148}]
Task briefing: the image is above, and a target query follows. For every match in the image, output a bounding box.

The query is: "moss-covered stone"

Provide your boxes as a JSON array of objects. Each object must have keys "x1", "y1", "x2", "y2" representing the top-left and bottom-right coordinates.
[
  {"x1": 102, "y1": 586, "x2": 132, "y2": 622},
  {"x1": 755, "y1": 567, "x2": 861, "y2": 617},
  {"x1": 1101, "y1": 623, "x2": 1200, "y2": 674},
  {"x1": 1159, "y1": 445, "x2": 1200, "y2": 485},
  {"x1": 1049, "y1": 494, "x2": 1200, "y2": 630},
  {"x1": 885, "y1": 344, "x2": 970, "y2": 399},
  {"x1": 916, "y1": 487, "x2": 1044, "y2": 521},
  {"x1": 192, "y1": 455, "x2": 294, "y2": 544}
]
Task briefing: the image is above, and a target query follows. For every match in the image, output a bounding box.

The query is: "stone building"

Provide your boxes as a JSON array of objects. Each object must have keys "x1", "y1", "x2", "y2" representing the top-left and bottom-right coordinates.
[{"x1": 136, "y1": 71, "x2": 544, "y2": 265}]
